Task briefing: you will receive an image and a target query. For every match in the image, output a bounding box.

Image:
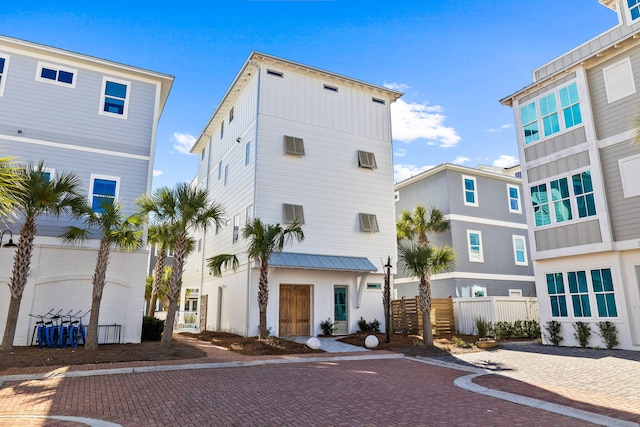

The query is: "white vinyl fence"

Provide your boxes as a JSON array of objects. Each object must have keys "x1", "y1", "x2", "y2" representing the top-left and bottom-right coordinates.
[{"x1": 453, "y1": 297, "x2": 539, "y2": 335}]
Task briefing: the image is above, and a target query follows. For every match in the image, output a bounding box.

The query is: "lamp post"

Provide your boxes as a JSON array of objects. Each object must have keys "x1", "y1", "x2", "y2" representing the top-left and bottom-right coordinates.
[
  {"x1": 0, "y1": 230, "x2": 18, "y2": 248},
  {"x1": 383, "y1": 256, "x2": 392, "y2": 344}
]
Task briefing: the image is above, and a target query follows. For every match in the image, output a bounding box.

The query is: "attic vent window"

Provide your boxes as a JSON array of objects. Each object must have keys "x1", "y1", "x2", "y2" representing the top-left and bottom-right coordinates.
[
  {"x1": 359, "y1": 213, "x2": 379, "y2": 233},
  {"x1": 284, "y1": 135, "x2": 305, "y2": 156},
  {"x1": 323, "y1": 84, "x2": 338, "y2": 92},
  {"x1": 357, "y1": 150, "x2": 377, "y2": 169},
  {"x1": 372, "y1": 97, "x2": 386, "y2": 105},
  {"x1": 267, "y1": 69, "x2": 284, "y2": 78},
  {"x1": 283, "y1": 204, "x2": 305, "y2": 224}
]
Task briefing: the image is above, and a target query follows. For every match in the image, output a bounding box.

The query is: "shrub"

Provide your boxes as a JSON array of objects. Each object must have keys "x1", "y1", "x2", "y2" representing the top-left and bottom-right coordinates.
[
  {"x1": 544, "y1": 320, "x2": 562, "y2": 346},
  {"x1": 357, "y1": 317, "x2": 381, "y2": 333},
  {"x1": 493, "y1": 321, "x2": 515, "y2": 340},
  {"x1": 524, "y1": 320, "x2": 541, "y2": 339},
  {"x1": 573, "y1": 322, "x2": 591, "y2": 348},
  {"x1": 142, "y1": 316, "x2": 164, "y2": 341},
  {"x1": 596, "y1": 321, "x2": 618, "y2": 350},
  {"x1": 475, "y1": 317, "x2": 491, "y2": 338},
  {"x1": 319, "y1": 318, "x2": 334, "y2": 336}
]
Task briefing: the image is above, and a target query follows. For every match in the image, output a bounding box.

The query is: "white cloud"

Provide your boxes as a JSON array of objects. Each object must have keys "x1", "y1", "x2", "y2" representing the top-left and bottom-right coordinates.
[
  {"x1": 493, "y1": 155, "x2": 519, "y2": 168},
  {"x1": 486, "y1": 123, "x2": 514, "y2": 133},
  {"x1": 393, "y1": 147, "x2": 407, "y2": 157},
  {"x1": 384, "y1": 82, "x2": 410, "y2": 91},
  {"x1": 394, "y1": 164, "x2": 434, "y2": 183},
  {"x1": 153, "y1": 170, "x2": 163, "y2": 177},
  {"x1": 172, "y1": 132, "x2": 197, "y2": 155},
  {"x1": 453, "y1": 156, "x2": 470, "y2": 165},
  {"x1": 391, "y1": 99, "x2": 461, "y2": 148}
]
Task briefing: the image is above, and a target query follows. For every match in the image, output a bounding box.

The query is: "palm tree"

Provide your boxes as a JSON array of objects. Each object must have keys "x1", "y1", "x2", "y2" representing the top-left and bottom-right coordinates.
[
  {"x1": 61, "y1": 198, "x2": 143, "y2": 351},
  {"x1": 207, "y1": 218, "x2": 304, "y2": 340},
  {"x1": 146, "y1": 224, "x2": 176, "y2": 317},
  {"x1": 145, "y1": 266, "x2": 172, "y2": 313},
  {"x1": 137, "y1": 183, "x2": 224, "y2": 347},
  {"x1": 396, "y1": 205, "x2": 449, "y2": 245},
  {"x1": 0, "y1": 154, "x2": 22, "y2": 221},
  {"x1": 398, "y1": 243, "x2": 455, "y2": 346},
  {"x1": 1, "y1": 162, "x2": 85, "y2": 351}
]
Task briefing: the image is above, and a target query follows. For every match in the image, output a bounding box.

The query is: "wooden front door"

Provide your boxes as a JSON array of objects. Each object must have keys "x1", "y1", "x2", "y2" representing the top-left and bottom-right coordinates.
[{"x1": 279, "y1": 284, "x2": 311, "y2": 336}]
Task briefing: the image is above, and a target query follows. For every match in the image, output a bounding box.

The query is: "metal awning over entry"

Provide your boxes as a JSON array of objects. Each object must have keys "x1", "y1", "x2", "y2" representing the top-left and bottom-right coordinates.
[{"x1": 269, "y1": 252, "x2": 377, "y2": 272}]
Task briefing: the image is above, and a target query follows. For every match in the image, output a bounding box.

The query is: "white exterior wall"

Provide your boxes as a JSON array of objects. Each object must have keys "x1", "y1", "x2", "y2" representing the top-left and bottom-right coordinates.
[{"x1": 0, "y1": 245, "x2": 147, "y2": 345}]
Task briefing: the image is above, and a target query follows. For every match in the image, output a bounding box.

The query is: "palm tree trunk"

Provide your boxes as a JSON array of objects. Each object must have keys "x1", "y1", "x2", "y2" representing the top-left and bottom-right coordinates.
[
  {"x1": 419, "y1": 274, "x2": 434, "y2": 346},
  {"x1": 161, "y1": 231, "x2": 186, "y2": 347},
  {"x1": 1, "y1": 216, "x2": 36, "y2": 351},
  {"x1": 258, "y1": 257, "x2": 269, "y2": 340},
  {"x1": 147, "y1": 248, "x2": 166, "y2": 317},
  {"x1": 85, "y1": 236, "x2": 111, "y2": 351},
  {"x1": 147, "y1": 292, "x2": 158, "y2": 318}
]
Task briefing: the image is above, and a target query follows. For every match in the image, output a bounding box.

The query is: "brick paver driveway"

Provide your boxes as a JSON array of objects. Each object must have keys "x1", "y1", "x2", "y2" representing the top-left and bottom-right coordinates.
[{"x1": 0, "y1": 357, "x2": 598, "y2": 427}]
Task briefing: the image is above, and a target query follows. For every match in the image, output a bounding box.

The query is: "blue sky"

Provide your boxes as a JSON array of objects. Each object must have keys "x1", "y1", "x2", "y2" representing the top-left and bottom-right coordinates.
[{"x1": 0, "y1": 1, "x2": 619, "y2": 187}]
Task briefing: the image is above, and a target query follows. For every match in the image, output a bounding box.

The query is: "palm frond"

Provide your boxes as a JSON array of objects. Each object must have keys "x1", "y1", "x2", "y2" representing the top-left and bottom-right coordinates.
[{"x1": 207, "y1": 254, "x2": 240, "y2": 277}]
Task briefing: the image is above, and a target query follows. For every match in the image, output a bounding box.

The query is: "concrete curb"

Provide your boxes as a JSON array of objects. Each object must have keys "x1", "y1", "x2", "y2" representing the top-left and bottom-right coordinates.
[{"x1": 0, "y1": 415, "x2": 122, "y2": 427}]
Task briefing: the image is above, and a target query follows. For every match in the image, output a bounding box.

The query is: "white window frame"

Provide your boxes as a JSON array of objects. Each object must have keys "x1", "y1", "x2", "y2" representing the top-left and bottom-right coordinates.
[
  {"x1": 366, "y1": 283, "x2": 382, "y2": 291},
  {"x1": 462, "y1": 175, "x2": 478, "y2": 207},
  {"x1": 232, "y1": 214, "x2": 240, "y2": 244},
  {"x1": 507, "y1": 184, "x2": 522, "y2": 213},
  {"x1": 619, "y1": 153, "x2": 640, "y2": 198},
  {"x1": 224, "y1": 164, "x2": 229, "y2": 186},
  {"x1": 512, "y1": 235, "x2": 528, "y2": 266},
  {"x1": 359, "y1": 213, "x2": 379, "y2": 233},
  {"x1": 35, "y1": 61, "x2": 77, "y2": 88},
  {"x1": 246, "y1": 204, "x2": 253, "y2": 225},
  {"x1": 283, "y1": 204, "x2": 305, "y2": 224},
  {"x1": 467, "y1": 230, "x2": 484, "y2": 263},
  {"x1": 88, "y1": 174, "x2": 120, "y2": 211},
  {"x1": 99, "y1": 77, "x2": 130, "y2": 119},
  {"x1": 603, "y1": 57, "x2": 636, "y2": 103},
  {"x1": 626, "y1": 0, "x2": 640, "y2": 24},
  {"x1": 0, "y1": 53, "x2": 9, "y2": 96},
  {"x1": 394, "y1": 191, "x2": 399, "y2": 202},
  {"x1": 472, "y1": 285, "x2": 487, "y2": 297},
  {"x1": 509, "y1": 289, "x2": 523, "y2": 297},
  {"x1": 357, "y1": 150, "x2": 377, "y2": 169},
  {"x1": 245, "y1": 141, "x2": 251, "y2": 166}
]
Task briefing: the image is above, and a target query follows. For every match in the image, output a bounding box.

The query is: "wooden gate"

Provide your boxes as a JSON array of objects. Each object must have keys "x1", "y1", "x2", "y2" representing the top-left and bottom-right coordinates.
[
  {"x1": 391, "y1": 296, "x2": 454, "y2": 335},
  {"x1": 279, "y1": 284, "x2": 311, "y2": 336},
  {"x1": 199, "y1": 294, "x2": 208, "y2": 330}
]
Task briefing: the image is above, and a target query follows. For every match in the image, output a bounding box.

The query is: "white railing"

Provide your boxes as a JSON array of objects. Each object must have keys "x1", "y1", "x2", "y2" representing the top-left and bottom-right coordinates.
[{"x1": 453, "y1": 297, "x2": 539, "y2": 334}]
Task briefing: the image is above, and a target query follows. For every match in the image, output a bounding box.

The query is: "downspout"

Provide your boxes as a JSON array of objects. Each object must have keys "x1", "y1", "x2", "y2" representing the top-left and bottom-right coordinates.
[{"x1": 245, "y1": 62, "x2": 261, "y2": 336}]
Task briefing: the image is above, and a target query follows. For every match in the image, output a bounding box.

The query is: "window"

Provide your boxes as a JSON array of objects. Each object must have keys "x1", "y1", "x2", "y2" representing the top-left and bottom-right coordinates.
[
  {"x1": 462, "y1": 176, "x2": 478, "y2": 207},
  {"x1": 323, "y1": 84, "x2": 338, "y2": 92},
  {"x1": 539, "y1": 93, "x2": 560, "y2": 137},
  {"x1": 603, "y1": 57, "x2": 636, "y2": 103},
  {"x1": 472, "y1": 285, "x2": 487, "y2": 297},
  {"x1": 509, "y1": 289, "x2": 523, "y2": 297},
  {"x1": 629, "y1": 0, "x2": 640, "y2": 21},
  {"x1": 394, "y1": 191, "x2": 399, "y2": 202},
  {"x1": 100, "y1": 77, "x2": 129, "y2": 118},
  {"x1": 246, "y1": 204, "x2": 253, "y2": 225},
  {"x1": 530, "y1": 170, "x2": 596, "y2": 227},
  {"x1": 267, "y1": 69, "x2": 284, "y2": 78},
  {"x1": 36, "y1": 167, "x2": 55, "y2": 183},
  {"x1": 224, "y1": 165, "x2": 229, "y2": 186},
  {"x1": 550, "y1": 178, "x2": 572, "y2": 223},
  {"x1": 546, "y1": 273, "x2": 568, "y2": 317},
  {"x1": 218, "y1": 161, "x2": 222, "y2": 181},
  {"x1": 359, "y1": 213, "x2": 379, "y2": 232},
  {"x1": 507, "y1": 184, "x2": 521, "y2": 213},
  {"x1": 366, "y1": 283, "x2": 382, "y2": 290},
  {"x1": 592, "y1": 268, "x2": 618, "y2": 317},
  {"x1": 220, "y1": 121, "x2": 224, "y2": 139},
  {"x1": 0, "y1": 54, "x2": 9, "y2": 96},
  {"x1": 567, "y1": 271, "x2": 591, "y2": 317},
  {"x1": 372, "y1": 97, "x2": 386, "y2": 105},
  {"x1": 245, "y1": 141, "x2": 251, "y2": 166},
  {"x1": 531, "y1": 184, "x2": 550, "y2": 226},
  {"x1": 467, "y1": 230, "x2": 483, "y2": 262},
  {"x1": 283, "y1": 204, "x2": 305, "y2": 224},
  {"x1": 232, "y1": 214, "x2": 240, "y2": 244},
  {"x1": 519, "y1": 82, "x2": 582, "y2": 144},
  {"x1": 229, "y1": 106, "x2": 234, "y2": 123},
  {"x1": 512, "y1": 235, "x2": 528, "y2": 266},
  {"x1": 520, "y1": 102, "x2": 539, "y2": 144},
  {"x1": 357, "y1": 151, "x2": 377, "y2": 169},
  {"x1": 36, "y1": 62, "x2": 76, "y2": 87},
  {"x1": 89, "y1": 175, "x2": 119, "y2": 213},
  {"x1": 284, "y1": 136, "x2": 305, "y2": 156},
  {"x1": 572, "y1": 171, "x2": 596, "y2": 218},
  {"x1": 201, "y1": 148, "x2": 205, "y2": 161}
]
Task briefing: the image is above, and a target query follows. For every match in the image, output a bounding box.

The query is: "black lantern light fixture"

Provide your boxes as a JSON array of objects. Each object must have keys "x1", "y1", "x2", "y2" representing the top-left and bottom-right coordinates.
[
  {"x1": 0, "y1": 230, "x2": 18, "y2": 248},
  {"x1": 383, "y1": 256, "x2": 393, "y2": 344}
]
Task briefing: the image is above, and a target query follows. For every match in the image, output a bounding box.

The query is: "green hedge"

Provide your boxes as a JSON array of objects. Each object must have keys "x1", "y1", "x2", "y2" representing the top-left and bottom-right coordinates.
[{"x1": 142, "y1": 316, "x2": 165, "y2": 341}]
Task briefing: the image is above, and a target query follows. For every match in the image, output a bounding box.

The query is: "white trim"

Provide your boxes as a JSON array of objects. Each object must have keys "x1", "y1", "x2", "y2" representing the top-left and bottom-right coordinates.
[
  {"x1": 35, "y1": 61, "x2": 78, "y2": 88},
  {"x1": 603, "y1": 57, "x2": 636, "y2": 103},
  {"x1": 0, "y1": 133, "x2": 150, "y2": 161},
  {"x1": 462, "y1": 175, "x2": 478, "y2": 207},
  {"x1": 509, "y1": 289, "x2": 523, "y2": 297},
  {"x1": 618, "y1": 152, "x2": 640, "y2": 198},
  {"x1": 598, "y1": 128, "x2": 635, "y2": 149},
  {"x1": 507, "y1": 184, "x2": 522, "y2": 214},
  {"x1": 394, "y1": 272, "x2": 535, "y2": 284},
  {"x1": 0, "y1": 53, "x2": 9, "y2": 96},
  {"x1": 88, "y1": 173, "x2": 120, "y2": 208},
  {"x1": 467, "y1": 230, "x2": 484, "y2": 263},
  {"x1": 446, "y1": 214, "x2": 528, "y2": 230},
  {"x1": 99, "y1": 76, "x2": 130, "y2": 119},
  {"x1": 512, "y1": 235, "x2": 529, "y2": 266}
]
